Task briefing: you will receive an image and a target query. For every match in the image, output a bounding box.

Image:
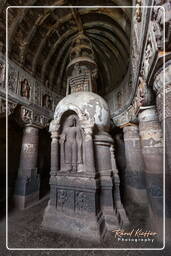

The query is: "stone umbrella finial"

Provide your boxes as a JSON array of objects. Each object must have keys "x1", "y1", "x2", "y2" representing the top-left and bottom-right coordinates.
[{"x1": 66, "y1": 32, "x2": 98, "y2": 95}]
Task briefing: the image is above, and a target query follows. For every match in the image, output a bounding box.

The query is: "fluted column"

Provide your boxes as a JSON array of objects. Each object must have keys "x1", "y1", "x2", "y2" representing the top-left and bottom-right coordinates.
[
  {"x1": 138, "y1": 106, "x2": 163, "y2": 239},
  {"x1": 14, "y1": 125, "x2": 40, "y2": 209},
  {"x1": 84, "y1": 127, "x2": 95, "y2": 173},
  {"x1": 123, "y1": 124, "x2": 148, "y2": 208}
]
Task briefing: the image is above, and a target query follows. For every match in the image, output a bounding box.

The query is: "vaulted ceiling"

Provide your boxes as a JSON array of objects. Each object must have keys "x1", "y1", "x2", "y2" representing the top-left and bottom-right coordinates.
[{"x1": 0, "y1": 0, "x2": 132, "y2": 96}]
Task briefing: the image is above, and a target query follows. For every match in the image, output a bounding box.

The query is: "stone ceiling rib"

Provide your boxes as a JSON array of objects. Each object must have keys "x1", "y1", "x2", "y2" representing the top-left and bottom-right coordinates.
[
  {"x1": 39, "y1": 13, "x2": 129, "y2": 84},
  {"x1": 5, "y1": 0, "x2": 132, "y2": 95}
]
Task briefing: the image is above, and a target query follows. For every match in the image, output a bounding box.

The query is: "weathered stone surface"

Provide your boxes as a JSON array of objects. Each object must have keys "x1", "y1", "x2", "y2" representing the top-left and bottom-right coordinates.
[
  {"x1": 43, "y1": 33, "x2": 128, "y2": 241},
  {"x1": 14, "y1": 125, "x2": 40, "y2": 209},
  {"x1": 54, "y1": 91, "x2": 110, "y2": 132},
  {"x1": 123, "y1": 124, "x2": 148, "y2": 208},
  {"x1": 139, "y1": 106, "x2": 163, "y2": 239}
]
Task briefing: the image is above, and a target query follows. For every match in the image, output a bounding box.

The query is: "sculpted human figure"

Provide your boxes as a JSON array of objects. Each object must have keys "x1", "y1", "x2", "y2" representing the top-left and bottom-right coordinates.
[
  {"x1": 21, "y1": 79, "x2": 30, "y2": 99},
  {"x1": 60, "y1": 114, "x2": 82, "y2": 172}
]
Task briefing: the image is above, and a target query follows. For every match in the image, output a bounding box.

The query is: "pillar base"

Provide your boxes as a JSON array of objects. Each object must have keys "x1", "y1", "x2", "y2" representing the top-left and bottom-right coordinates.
[
  {"x1": 14, "y1": 170, "x2": 40, "y2": 209},
  {"x1": 14, "y1": 191, "x2": 39, "y2": 209}
]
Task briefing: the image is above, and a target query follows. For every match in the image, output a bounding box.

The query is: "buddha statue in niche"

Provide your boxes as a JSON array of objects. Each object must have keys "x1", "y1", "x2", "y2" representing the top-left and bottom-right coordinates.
[{"x1": 60, "y1": 114, "x2": 83, "y2": 172}]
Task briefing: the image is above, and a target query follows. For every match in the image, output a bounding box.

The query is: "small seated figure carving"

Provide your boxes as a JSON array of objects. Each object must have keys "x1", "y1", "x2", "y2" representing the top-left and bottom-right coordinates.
[{"x1": 60, "y1": 114, "x2": 83, "y2": 172}]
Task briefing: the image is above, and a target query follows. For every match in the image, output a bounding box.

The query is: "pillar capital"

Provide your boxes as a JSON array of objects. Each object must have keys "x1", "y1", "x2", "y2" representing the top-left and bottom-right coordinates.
[
  {"x1": 14, "y1": 105, "x2": 50, "y2": 129},
  {"x1": 83, "y1": 126, "x2": 93, "y2": 137},
  {"x1": 51, "y1": 131, "x2": 59, "y2": 139},
  {"x1": 120, "y1": 122, "x2": 137, "y2": 129},
  {"x1": 49, "y1": 119, "x2": 60, "y2": 133},
  {"x1": 153, "y1": 61, "x2": 171, "y2": 94},
  {"x1": 138, "y1": 105, "x2": 158, "y2": 122}
]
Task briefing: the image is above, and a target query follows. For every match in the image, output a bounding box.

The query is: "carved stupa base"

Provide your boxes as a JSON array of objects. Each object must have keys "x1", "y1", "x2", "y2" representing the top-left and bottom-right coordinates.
[
  {"x1": 42, "y1": 203, "x2": 106, "y2": 242},
  {"x1": 42, "y1": 176, "x2": 107, "y2": 242}
]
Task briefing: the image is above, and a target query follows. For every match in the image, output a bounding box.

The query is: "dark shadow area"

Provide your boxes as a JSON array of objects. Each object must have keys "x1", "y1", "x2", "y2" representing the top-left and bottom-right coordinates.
[
  {"x1": 0, "y1": 116, "x2": 6, "y2": 220},
  {"x1": 0, "y1": 115, "x2": 23, "y2": 218},
  {"x1": 38, "y1": 128, "x2": 51, "y2": 199},
  {"x1": 111, "y1": 127, "x2": 126, "y2": 206},
  {"x1": 8, "y1": 115, "x2": 23, "y2": 213}
]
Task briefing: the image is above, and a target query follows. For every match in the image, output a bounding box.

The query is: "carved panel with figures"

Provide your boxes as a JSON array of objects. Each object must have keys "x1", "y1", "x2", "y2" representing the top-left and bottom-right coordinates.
[{"x1": 0, "y1": 61, "x2": 5, "y2": 88}]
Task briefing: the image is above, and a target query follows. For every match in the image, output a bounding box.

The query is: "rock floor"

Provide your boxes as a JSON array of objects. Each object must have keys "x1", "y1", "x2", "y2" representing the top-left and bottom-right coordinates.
[{"x1": 0, "y1": 196, "x2": 170, "y2": 256}]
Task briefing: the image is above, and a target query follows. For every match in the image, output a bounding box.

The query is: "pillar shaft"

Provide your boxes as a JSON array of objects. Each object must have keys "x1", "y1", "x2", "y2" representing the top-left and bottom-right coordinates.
[
  {"x1": 50, "y1": 131, "x2": 59, "y2": 176},
  {"x1": 84, "y1": 127, "x2": 95, "y2": 173},
  {"x1": 123, "y1": 124, "x2": 148, "y2": 207},
  {"x1": 15, "y1": 125, "x2": 40, "y2": 209},
  {"x1": 19, "y1": 126, "x2": 39, "y2": 174},
  {"x1": 153, "y1": 64, "x2": 171, "y2": 241},
  {"x1": 139, "y1": 106, "x2": 163, "y2": 239}
]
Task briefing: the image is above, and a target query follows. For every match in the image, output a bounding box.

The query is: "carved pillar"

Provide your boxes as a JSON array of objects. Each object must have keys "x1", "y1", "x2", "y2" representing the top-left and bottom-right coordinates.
[
  {"x1": 84, "y1": 127, "x2": 95, "y2": 173},
  {"x1": 138, "y1": 106, "x2": 163, "y2": 239},
  {"x1": 14, "y1": 125, "x2": 40, "y2": 209},
  {"x1": 48, "y1": 120, "x2": 60, "y2": 206},
  {"x1": 153, "y1": 63, "x2": 171, "y2": 241},
  {"x1": 50, "y1": 131, "x2": 59, "y2": 176},
  {"x1": 123, "y1": 124, "x2": 148, "y2": 209}
]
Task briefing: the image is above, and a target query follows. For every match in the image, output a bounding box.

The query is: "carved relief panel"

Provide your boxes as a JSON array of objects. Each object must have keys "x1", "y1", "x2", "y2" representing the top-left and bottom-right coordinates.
[
  {"x1": 56, "y1": 189, "x2": 94, "y2": 214},
  {"x1": 141, "y1": 27, "x2": 158, "y2": 81},
  {"x1": 8, "y1": 63, "x2": 18, "y2": 93},
  {"x1": 41, "y1": 86, "x2": 54, "y2": 111},
  {"x1": 17, "y1": 71, "x2": 34, "y2": 101},
  {"x1": 0, "y1": 60, "x2": 5, "y2": 88},
  {"x1": 34, "y1": 81, "x2": 41, "y2": 106}
]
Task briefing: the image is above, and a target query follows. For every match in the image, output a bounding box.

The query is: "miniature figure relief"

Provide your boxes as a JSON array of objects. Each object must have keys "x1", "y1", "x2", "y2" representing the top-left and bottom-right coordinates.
[{"x1": 21, "y1": 79, "x2": 30, "y2": 99}]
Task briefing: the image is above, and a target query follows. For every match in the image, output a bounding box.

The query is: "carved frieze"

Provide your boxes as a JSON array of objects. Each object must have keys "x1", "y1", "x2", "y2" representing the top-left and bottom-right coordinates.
[
  {"x1": 56, "y1": 189, "x2": 94, "y2": 214},
  {"x1": 151, "y1": 6, "x2": 164, "y2": 50},
  {"x1": 34, "y1": 81, "x2": 41, "y2": 106},
  {"x1": 153, "y1": 62, "x2": 171, "y2": 121},
  {"x1": 18, "y1": 106, "x2": 50, "y2": 128},
  {"x1": 56, "y1": 189, "x2": 74, "y2": 211},
  {"x1": 0, "y1": 97, "x2": 17, "y2": 116},
  {"x1": 0, "y1": 54, "x2": 62, "y2": 121},
  {"x1": 141, "y1": 29, "x2": 158, "y2": 81},
  {"x1": 8, "y1": 64, "x2": 18, "y2": 93},
  {"x1": 0, "y1": 61, "x2": 5, "y2": 88},
  {"x1": 153, "y1": 0, "x2": 171, "y2": 51},
  {"x1": 20, "y1": 106, "x2": 33, "y2": 124},
  {"x1": 75, "y1": 192, "x2": 88, "y2": 212}
]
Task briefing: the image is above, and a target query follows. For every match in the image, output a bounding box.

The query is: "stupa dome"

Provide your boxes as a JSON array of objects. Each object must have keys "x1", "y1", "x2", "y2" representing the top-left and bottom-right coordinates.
[{"x1": 54, "y1": 91, "x2": 110, "y2": 131}]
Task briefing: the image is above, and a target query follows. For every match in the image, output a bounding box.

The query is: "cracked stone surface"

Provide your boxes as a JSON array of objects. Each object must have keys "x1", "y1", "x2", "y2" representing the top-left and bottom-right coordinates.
[{"x1": 0, "y1": 196, "x2": 171, "y2": 256}]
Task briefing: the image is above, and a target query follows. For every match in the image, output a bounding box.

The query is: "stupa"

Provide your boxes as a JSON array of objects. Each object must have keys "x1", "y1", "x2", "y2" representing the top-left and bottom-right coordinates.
[{"x1": 42, "y1": 32, "x2": 129, "y2": 241}]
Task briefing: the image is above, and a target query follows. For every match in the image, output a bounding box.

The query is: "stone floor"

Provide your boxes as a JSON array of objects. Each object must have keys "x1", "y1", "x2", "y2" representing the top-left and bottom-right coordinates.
[{"x1": 0, "y1": 195, "x2": 171, "y2": 256}]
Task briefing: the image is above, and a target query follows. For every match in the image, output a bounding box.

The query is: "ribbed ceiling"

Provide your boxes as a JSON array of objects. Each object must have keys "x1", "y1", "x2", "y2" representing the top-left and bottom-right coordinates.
[{"x1": 1, "y1": 0, "x2": 132, "y2": 96}]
